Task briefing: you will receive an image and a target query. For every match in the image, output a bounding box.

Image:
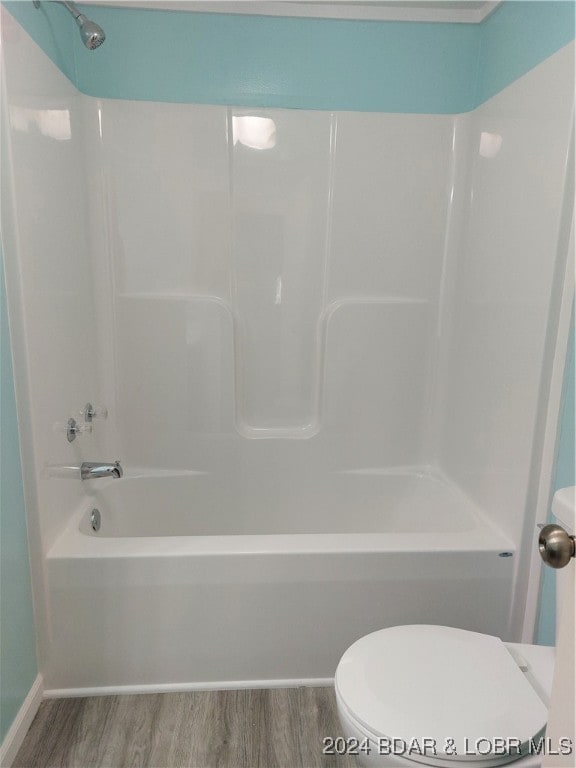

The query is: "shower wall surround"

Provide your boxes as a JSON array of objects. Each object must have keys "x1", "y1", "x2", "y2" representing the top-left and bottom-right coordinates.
[
  {"x1": 1, "y1": 1, "x2": 574, "y2": 694},
  {"x1": 1, "y1": 11, "x2": 107, "y2": 555},
  {"x1": 439, "y1": 42, "x2": 575, "y2": 543},
  {"x1": 105, "y1": 104, "x2": 449, "y2": 457}
]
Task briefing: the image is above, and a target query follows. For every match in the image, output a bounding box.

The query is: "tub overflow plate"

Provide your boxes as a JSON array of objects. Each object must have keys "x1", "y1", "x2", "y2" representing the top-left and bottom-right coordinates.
[{"x1": 90, "y1": 508, "x2": 101, "y2": 532}]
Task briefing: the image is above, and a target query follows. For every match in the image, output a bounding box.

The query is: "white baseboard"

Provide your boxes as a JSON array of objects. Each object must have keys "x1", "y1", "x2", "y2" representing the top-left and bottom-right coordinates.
[
  {"x1": 0, "y1": 674, "x2": 43, "y2": 768},
  {"x1": 44, "y1": 676, "x2": 334, "y2": 699}
]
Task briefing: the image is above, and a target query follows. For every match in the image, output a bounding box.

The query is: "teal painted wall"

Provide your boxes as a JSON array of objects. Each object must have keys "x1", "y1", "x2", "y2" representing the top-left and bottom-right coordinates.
[
  {"x1": 3, "y1": 1, "x2": 574, "y2": 112},
  {"x1": 536, "y1": 312, "x2": 575, "y2": 646},
  {"x1": 0, "y1": 250, "x2": 38, "y2": 742}
]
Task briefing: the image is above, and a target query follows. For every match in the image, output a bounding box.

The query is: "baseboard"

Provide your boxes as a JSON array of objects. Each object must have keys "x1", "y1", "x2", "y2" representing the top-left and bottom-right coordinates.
[
  {"x1": 44, "y1": 676, "x2": 334, "y2": 698},
  {"x1": 0, "y1": 674, "x2": 43, "y2": 768}
]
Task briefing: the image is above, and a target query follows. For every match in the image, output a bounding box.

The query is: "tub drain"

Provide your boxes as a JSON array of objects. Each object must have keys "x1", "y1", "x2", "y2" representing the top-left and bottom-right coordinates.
[{"x1": 91, "y1": 508, "x2": 101, "y2": 532}]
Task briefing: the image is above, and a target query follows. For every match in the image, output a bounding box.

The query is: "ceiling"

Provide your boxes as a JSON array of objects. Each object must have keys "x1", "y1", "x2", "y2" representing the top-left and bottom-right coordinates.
[{"x1": 85, "y1": 0, "x2": 502, "y2": 23}]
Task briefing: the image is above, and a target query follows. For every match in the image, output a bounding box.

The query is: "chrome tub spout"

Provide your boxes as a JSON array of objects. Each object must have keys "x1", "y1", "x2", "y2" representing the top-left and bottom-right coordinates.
[{"x1": 80, "y1": 461, "x2": 123, "y2": 480}]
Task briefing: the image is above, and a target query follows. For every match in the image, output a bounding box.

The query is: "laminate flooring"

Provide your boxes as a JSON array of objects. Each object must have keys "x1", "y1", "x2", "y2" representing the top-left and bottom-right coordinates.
[{"x1": 13, "y1": 687, "x2": 359, "y2": 768}]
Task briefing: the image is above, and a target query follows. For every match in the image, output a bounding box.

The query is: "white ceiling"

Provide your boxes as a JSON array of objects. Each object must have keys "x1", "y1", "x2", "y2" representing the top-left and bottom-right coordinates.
[{"x1": 86, "y1": 0, "x2": 501, "y2": 23}]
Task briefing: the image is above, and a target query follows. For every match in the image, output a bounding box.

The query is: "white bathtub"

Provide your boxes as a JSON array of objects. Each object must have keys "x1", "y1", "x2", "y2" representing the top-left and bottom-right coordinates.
[{"x1": 45, "y1": 470, "x2": 516, "y2": 695}]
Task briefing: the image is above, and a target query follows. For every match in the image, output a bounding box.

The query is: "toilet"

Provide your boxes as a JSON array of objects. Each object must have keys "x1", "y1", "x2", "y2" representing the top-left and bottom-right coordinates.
[{"x1": 335, "y1": 488, "x2": 575, "y2": 768}]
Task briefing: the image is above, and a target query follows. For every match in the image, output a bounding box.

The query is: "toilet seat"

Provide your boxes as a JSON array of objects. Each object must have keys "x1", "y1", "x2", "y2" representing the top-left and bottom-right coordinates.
[{"x1": 335, "y1": 625, "x2": 548, "y2": 767}]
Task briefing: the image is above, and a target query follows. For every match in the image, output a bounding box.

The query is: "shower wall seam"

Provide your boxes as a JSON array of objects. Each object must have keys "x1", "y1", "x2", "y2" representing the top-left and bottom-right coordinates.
[
  {"x1": 316, "y1": 112, "x2": 337, "y2": 436},
  {"x1": 422, "y1": 117, "x2": 457, "y2": 465}
]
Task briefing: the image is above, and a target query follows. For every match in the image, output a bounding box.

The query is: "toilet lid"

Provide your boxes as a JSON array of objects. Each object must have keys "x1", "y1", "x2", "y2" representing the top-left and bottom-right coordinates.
[{"x1": 335, "y1": 625, "x2": 547, "y2": 764}]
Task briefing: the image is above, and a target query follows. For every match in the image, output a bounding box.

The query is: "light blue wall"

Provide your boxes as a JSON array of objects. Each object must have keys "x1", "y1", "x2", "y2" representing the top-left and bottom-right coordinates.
[
  {"x1": 0, "y1": 250, "x2": 38, "y2": 742},
  {"x1": 536, "y1": 312, "x2": 575, "y2": 646},
  {"x1": 3, "y1": 1, "x2": 574, "y2": 112},
  {"x1": 3, "y1": 0, "x2": 479, "y2": 112},
  {"x1": 553, "y1": 317, "x2": 576, "y2": 493}
]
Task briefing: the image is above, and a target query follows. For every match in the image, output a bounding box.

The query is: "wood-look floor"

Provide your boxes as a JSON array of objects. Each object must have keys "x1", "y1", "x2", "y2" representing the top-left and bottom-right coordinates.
[{"x1": 14, "y1": 687, "x2": 359, "y2": 768}]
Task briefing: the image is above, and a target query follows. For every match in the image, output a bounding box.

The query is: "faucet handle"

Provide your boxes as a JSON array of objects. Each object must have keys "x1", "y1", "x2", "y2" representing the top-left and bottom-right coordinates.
[
  {"x1": 82, "y1": 403, "x2": 108, "y2": 422},
  {"x1": 53, "y1": 418, "x2": 93, "y2": 442}
]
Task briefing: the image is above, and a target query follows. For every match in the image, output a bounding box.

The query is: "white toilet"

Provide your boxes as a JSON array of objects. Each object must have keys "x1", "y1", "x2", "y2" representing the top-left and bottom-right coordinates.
[{"x1": 335, "y1": 488, "x2": 575, "y2": 768}]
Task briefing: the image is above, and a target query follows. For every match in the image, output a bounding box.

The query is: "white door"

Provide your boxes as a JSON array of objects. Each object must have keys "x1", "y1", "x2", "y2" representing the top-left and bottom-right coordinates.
[{"x1": 542, "y1": 495, "x2": 575, "y2": 768}]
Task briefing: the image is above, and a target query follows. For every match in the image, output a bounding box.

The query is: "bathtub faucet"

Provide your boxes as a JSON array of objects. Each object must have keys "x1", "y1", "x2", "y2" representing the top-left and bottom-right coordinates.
[{"x1": 80, "y1": 461, "x2": 123, "y2": 480}]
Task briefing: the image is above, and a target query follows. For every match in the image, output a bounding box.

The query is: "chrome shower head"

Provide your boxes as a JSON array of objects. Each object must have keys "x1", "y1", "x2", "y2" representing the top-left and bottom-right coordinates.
[
  {"x1": 76, "y1": 14, "x2": 106, "y2": 49},
  {"x1": 33, "y1": 1, "x2": 106, "y2": 50}
]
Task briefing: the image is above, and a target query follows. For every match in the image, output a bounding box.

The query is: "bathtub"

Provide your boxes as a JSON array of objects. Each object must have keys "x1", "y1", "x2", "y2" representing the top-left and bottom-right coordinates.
[{"x1": 45, "y1": 470, "x2": 516, "y2": 696}]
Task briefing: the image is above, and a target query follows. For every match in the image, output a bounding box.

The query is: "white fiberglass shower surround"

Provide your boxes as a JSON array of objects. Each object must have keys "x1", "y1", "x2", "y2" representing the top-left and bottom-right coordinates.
[{"x1": 1, "y1": 1, "x2": 574, "y2": 695}]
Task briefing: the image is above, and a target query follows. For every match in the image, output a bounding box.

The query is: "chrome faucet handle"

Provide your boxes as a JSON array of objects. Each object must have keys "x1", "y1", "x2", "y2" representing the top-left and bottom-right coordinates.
[
  {"x1": 83, "y1": 403, "x2": 108, "y2": 422},
  {"x1": 59, "y1": 417, "x2": 92, "y2": 443}
]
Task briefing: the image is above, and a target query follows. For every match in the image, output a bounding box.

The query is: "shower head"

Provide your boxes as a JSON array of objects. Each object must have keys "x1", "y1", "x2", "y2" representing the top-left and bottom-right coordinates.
[
  {"x1": 33, "y1": 0, "x2": 105, "y2": 50},
  {"x1": 76, "y1": 14, "x2": 106, "y2": 49}
]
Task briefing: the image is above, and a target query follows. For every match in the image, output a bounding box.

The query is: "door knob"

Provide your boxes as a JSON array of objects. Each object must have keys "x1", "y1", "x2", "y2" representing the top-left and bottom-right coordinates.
[{"x1": 539, "y1": 524, "x2": 575, "y2": 569}]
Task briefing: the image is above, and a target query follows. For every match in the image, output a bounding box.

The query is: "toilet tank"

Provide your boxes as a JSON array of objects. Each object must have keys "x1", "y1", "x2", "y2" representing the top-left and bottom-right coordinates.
[{"x1": 551, "y1": 486, "x2": 575, "y2": 639}]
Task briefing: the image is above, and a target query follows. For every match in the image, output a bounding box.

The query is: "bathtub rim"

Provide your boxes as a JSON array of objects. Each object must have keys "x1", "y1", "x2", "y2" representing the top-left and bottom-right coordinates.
[
  {"x1": 48, "y1": 502, "x2": 515, "y2": 559},
  {"x1": 47, "y1": 465, "x2": 516, "y2": 558}
]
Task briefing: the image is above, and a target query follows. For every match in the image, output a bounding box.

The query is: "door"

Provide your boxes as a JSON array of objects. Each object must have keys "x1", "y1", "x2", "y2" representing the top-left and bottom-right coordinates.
[{"x1": 540, "y1": 502, "x2": 575, "y2": 768}]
